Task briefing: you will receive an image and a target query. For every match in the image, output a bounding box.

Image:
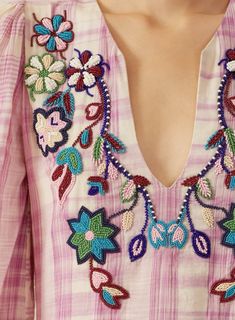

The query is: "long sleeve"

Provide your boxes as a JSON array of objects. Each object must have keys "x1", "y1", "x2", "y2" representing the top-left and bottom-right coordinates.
[{"x1": 0, "y1": 3, "x2": 34, "y2": 319}]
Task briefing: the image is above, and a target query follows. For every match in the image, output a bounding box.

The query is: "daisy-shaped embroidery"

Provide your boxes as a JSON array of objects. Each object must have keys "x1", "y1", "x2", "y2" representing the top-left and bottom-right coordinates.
[
  {"x1": 33, "y1": 107, "x2": 72, "y2": 157},
  {"x1": 67, "y1": 206, "x2": 120, "y2": 265},
  {"x1": 66, "y1": 49, "x2": 110, "y2": 96},
  {"x1": 24, "y1": 54, "x2": 66, "y2": 101},
  {"x1": 31, "y1": 11, "x2": 74, "y2": 59}
]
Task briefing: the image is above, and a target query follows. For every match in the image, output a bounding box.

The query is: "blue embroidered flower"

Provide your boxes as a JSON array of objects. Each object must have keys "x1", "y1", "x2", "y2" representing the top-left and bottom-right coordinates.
[
  {"x1": 67, "y1": 206, "x2": 120, "y2": 264},
  {"x1": 31, "y1": 11, "x2": 74, "y2": 59},
  {"x1": 218, "y1": 202, "x2": 235, "y2": 255}
]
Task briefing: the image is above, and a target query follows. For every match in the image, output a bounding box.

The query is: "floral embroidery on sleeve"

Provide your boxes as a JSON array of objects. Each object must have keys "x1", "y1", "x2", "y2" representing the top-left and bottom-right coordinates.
[
  {"x1": 31, "y1": 11, "x2": 74, "y2": 59},
  {"x1": 24, "y1": 54, "x2": 66, "y2": 101}
]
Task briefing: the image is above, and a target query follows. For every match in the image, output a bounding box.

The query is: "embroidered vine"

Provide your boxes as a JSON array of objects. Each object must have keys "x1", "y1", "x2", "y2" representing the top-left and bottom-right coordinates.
[{"x1": 31, "y1": 11, "x2": 74, "y2": 59}]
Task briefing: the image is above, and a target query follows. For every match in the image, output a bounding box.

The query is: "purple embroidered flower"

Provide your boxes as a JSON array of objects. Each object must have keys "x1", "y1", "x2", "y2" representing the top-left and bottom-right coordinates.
[
  {"x1": 33, "y1": 107, "x2": 72, "y2": 157},
  {"x1": 66, "y1": 50, "x2": 109, "y2": 96},
  {"x1": 31, "y1": 11, "x2": 74, "y2": 59}
]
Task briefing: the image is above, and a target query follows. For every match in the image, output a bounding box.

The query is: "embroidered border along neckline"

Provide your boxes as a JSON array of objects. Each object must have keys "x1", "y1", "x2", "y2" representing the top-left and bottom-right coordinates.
[{"x1": 25, "y1": 12, "x2": 235, "y2": 309}]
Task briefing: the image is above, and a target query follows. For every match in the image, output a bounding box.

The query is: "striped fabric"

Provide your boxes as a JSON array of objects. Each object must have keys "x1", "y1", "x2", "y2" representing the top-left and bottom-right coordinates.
[{"x1": 0, "y1": 0, "x2": 235, "y2": 319}]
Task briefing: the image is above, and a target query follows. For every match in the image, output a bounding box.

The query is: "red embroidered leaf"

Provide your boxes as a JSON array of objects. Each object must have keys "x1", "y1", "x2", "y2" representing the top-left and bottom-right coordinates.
[
  {"x1": 85, "y1": 102, "x2": 103, "y2": 121},
  {"x1": 205, "y1": 129, "x2": 225, "y2": 149},
  {"x1": 133, "y1": 175, "x2": 151, "y2": 187},
  {"x1": 59, "y1": 167, "x2": 73, "y2": 201},
  {"x1": 103, "y1": 133, "x2": 126, "y2": 153},
  {"x1": 52, "y1": 164, "x2": 64, "y2": 181},
  {"x1": 225, "y1": 96, "x2": 235, "y2": 117},
  {"x1": 62, "y1": 91, "x2": 75, "y2": 117},
  {"x1": 181, "y1": 176, "x2": 199, "y2": 187},
  {"x1": 80, "y1": 128, "x2": 93, "y2": 149},
  {"x1": 44, "y1": 91, "x2": 63, "y2": 106}
]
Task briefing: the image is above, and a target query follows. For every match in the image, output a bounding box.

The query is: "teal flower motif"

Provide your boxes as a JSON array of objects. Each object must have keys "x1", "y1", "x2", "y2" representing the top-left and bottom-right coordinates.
[
  {"x1": 56, "y1": 147, "x2": 83, "y2": 175},
  {"x1": 67, "y1": 206, "x2": 120, "y2": 264}
]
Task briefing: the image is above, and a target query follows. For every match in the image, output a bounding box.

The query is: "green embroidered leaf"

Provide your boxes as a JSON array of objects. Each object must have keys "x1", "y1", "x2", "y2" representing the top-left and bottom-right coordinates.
[
  {"x1": 223, "y1": 220, "x2": 235, "y2": 231},
  {"x1": 95, "y1": 226, "x2": 114, "y2": 238},
  {"x1": 196, "y1": 177, "x2": 213, "y2": 199},
  {"x1": 225, "y1": 128, "x2": 235, "y2": 155},
  {"x1": 90, "y1": 213, "x2": 103, "y2": 233},
  {"x1": 77, "y1": 239, "x2": 92, "y2": 260},
  {"x1": 120, "y1": 180, "x2": 137, "y2": 203},
  {"x1": 93, "y1": 136, "x2": 104, "y2": 163},
  {"x1": 70, "y1": 233, "x2": 85, "y2": 246}
]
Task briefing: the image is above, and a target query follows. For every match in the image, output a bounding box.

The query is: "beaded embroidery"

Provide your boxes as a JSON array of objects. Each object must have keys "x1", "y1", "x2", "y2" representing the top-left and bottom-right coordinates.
[
  {"x1": 67, "y1": 206, "x2": 129, "y2": 308},
  {"x1": 211, "y1": 268, "x2": 235, "y2": 303},
  {"x1": 26, "y1": 15, "x2": 235, "y2": 305},
  {"x1": 33, "y1": 107, "x2": 72, "y2": 157},
  {"x1": 24, "y1": 54, "x2": 66, "y2": 101},
  {"x1": 31, "y1": 11, "x2": 74, "y2": 59}
]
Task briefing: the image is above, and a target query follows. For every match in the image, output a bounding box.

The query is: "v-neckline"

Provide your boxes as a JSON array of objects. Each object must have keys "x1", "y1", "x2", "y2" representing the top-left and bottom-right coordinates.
[{"x1": 94, "y1": 0, "x2": 232, "y2": 190}]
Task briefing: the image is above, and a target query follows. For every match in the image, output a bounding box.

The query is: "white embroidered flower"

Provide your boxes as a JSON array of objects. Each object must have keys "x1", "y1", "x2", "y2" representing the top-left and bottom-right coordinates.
[{"x1": 24, "y1": 53, "x2": 66, "y2": 101}]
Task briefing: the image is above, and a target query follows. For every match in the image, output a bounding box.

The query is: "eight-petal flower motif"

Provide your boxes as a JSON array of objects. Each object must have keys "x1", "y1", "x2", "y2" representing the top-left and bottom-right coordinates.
[
  {"x1": 31, "y1": 11, "x2": 74, "y2": 58},
  {"x1": 24, "y1": 54, "x2": 66, "y2": 101},
  {"x1": 67, "y1": 206, "x2": 120, "y2": 265},
  {"x1": 33, "y1": 107, "x2": 72, "y2": 157},
  {"x1": 66, "y1": 50, "x2": 109, "y2": 96}
]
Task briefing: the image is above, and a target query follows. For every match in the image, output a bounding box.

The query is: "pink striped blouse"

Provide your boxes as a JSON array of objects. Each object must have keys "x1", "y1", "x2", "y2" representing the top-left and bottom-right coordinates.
[{"x1": 0, "y1": 0, "x2": 235, "y2": 319}]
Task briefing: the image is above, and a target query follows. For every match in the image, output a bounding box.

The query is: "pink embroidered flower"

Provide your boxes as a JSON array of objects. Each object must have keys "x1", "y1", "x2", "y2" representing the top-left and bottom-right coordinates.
[
  {"x1": 31, "y1": 11, "x2": 74, "y2": 59},
  {"x1": 33, "y1": 107, "x2": 72, "y2": 157},
  {"x1": 66, "y1": 50, "x2": 109, "y2": 96}
]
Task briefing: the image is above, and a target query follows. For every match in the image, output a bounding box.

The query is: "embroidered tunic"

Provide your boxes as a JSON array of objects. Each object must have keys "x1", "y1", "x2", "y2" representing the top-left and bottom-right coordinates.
[{"x1": 0, "y1": 0, "x2": 235, "y2": 319}]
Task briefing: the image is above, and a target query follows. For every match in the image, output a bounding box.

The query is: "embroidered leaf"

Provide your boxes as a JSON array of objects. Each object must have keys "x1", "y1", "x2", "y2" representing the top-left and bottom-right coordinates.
[
  {"x1": 104, "y1": 133, "x2": 126, "y2": 153},
  {"x1": 224, "y1": 155, "x2": 234, "y2": 169},
  {"x1": 85, "y1": 102, "x2": 103, "y2": 120},
  {"x1": 80, "y1": 128, "x2": 93, "y2": 149},
  {"x1": 128, "y1": 234, "x2": 147, "y2": 262},
  {"x1": 202, "y1": 208, "x2": 214, "y2": 228},
  {"x1": 44, "y1": 90, "x2": 75, "y2": 119},
  {"x1": 133, "y1": 175, "x2": 151, "y2": 187},
  {"x1": 205, "y1": 129, "x2": 225, "y2": 149},
  {"x1": 191, "y1": 230, "x2": 211, "y2": 258},
  {"x1": 51, "y1": 164, "x2": 64, "y2": 181},
  {"x1": 89, "y1": 267, "x2": 130, "y2": 309},
  {"x1": 225, "y1": 95, "x2": 235, "y2": 117},
  {"x1": 181, "y1": 176, "x2": 199, "y2": 187},
  {"x1": 58, "y1": 166, "x2": 76, "y2": 202},
  {"x1": 97, "y1": 161, "x2": 106, "y2": 175},
  {"x1": 93, "y1": 136, "x2": 104, "y2": 164},
  {"x1": 196, "y1": 177, "x2": 213, "y2": 199},
  {"x1": 87, "y1": 176, "x2": 109, "y2": 196},
  {"x1": 225, "y1": 170, "x2": 235, "y2": 190},
  {"x1": 148, "y1": 220, "x2": 168, "y2": 249},
  {"x1": 108, "y1": 162, "x2": 119, "y2": 180},
  {"x1": 56, "y1": 147, "x2": 83, "y2": 175},
  {"x1": 215, "y1": 159, "x2": 223, "y2": 175},
  {"x1": 121, "y1": 210, "x2": 134, "y2": 231},
  {"x1": 62, "y1": 90, "x2": 75, "y2": 119},
  {"x1": 167, "y1": 222, "x2": 188, "y2": 249},
  {"x1": 223, "y1": 220, "x2": 235, "y2": 232},
  {"x1": 225, "y1": 128, "x2": 235, "y2": 155},
  {"x1": 43, "y1": 91, "x2": 63, "y2": 107},
  {"x1": 211, "y1": 268, "x2": 235, "y2": 303},
  {"x1": 120, "y1": 180, "x2": 137, "y2": 203}
]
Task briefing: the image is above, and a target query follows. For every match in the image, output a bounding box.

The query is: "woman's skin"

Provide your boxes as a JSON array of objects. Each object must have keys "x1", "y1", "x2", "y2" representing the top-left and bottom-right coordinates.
[{"x1": 97, "y1": 0, "x2": 230, "y2": 187}]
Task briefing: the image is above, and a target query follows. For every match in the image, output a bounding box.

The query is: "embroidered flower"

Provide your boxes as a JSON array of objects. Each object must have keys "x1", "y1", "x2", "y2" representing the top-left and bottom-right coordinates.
[
  {"x1": 66, "y1": 50, "x2": 109, "y2": 96},
  {"x1": 211, "y1": 268, "x2": 235, "y2": 303},
  {"x1": 67, "y1": 206, "x2": 120, "y2": 265},
  {"x1": 24, "y1": 54, "x2": 66, "y2": 101},
  {"x1": 33, "y1": 107, "x2": 72, "y2": 157},
  {"x1": 31, "y1": 11, "x2": 74, "y2": 59}
]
